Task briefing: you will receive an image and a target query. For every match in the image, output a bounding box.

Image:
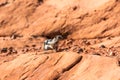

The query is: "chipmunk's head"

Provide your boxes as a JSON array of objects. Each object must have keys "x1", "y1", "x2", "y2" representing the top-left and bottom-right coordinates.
[{"x1": 56, "y1": 35, "x2": 63, "y2": 39}]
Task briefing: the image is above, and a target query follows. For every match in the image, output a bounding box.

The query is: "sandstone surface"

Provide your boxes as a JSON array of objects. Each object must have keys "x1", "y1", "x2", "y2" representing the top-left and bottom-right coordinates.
[{"x1": 0, "y1": 0, "x2": 120, "y2": 80}]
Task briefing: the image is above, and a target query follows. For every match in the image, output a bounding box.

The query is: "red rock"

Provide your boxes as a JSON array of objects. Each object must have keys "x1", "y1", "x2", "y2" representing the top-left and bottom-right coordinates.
[
  {"x1": 59, "y1": 54, "x2": 120, "y2": 80},
  {"x1": 0, "y1": 0, "x2": 120, "y2": 80}
]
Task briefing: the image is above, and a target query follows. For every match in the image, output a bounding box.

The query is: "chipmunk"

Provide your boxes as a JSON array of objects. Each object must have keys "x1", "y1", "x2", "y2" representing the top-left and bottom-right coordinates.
[{"x1": 44, "y1": 35, "x2": 63, "y2": 51}]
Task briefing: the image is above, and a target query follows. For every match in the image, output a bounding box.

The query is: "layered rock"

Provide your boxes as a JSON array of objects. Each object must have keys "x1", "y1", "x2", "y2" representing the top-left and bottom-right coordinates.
[
  {"x1": 0, "y1": 52, "x2": 119, "y2": 80},
  {"x1": 0, "y1": 0, "x2": 120, "y2": 80},
  {"x1": 0, "y1": 0, "x2": 120, "y2": 39}
]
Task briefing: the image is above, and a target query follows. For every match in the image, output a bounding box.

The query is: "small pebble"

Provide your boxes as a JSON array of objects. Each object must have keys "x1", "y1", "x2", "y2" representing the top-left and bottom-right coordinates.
[
  {"x1": 100, "y1": 45, "x2": 106, "y2": 48},
  {"x1": 77, "y1": 48, "x2": 83, "y2": 53},
  {"x1": 1, "y1": 48, "x2": 8, "y2": 53}
]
